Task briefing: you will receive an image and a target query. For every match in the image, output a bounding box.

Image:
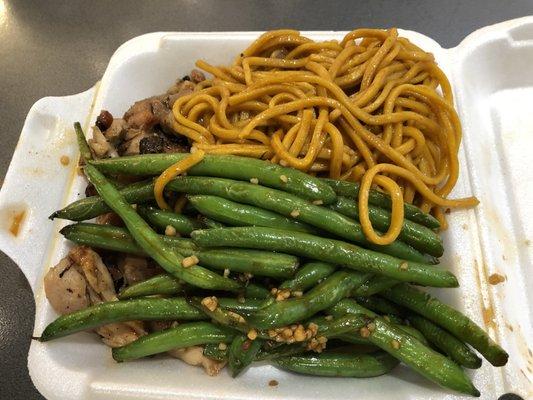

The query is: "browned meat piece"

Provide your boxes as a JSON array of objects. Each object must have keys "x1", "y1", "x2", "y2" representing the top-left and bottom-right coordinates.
[
  {"x1": 167, "y1": 79, "x2": 195, "y2": 99},
  {"x1": 190, "y1": 69, "x2": 206, "y2": 83},
  {"x1": 103, "y1": 118, "x2": 126, "y2": 145},
  {"x1": 44, "y1": 246, "x2": 147, "y2": 346},
  {"x1": 97, "y1": 321, "x2": 146, "y2": 348},
  {"x1": 95, "y1": 110, "x2": 114, "y2": 131},
  {"x1": 95, "y1": 212, "x2": 123, "y2": 226},
  {"x1": 118, "y1": 129, "x2": 151, "y2": 155},
  {"x1": 124, "y1": 97, "x2": 159, "y2": 130},
  {"x1": 88, "y1": 126, "x2": 118, "y2": 158},
  {"x1": 44, "y1": 256, "x2": 91, "y2": 315},
  {"x1": 118, "y1": 256, "x2": 161, "y2": 286},
  {"x1": 168, "y1": 346, "x2": 227, "y2": 376}
]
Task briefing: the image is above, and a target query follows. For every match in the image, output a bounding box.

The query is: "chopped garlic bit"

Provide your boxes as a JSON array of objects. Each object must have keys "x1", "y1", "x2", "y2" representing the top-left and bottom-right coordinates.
[
  {"x1": 312, "y1": 199, "x2": 323, "y2": 205},
  {"x1": 201, "y1": 296, "x2": 218, "y2": 312},
  {"x1": 290, "y1": 209, "x2": 300, "y2": 218},
  {"x1": 165, "y1": 225, "x2": 177, "y2": 236},
  {"x1": 250, "y1": 178, "x2": 259, "y2": 184},
  {"x1": 279, "y1": 174, "x2": 288, "y2": 183},
  {"x1": 182, "y1": 255, "x2": 199, "y2": 268}
]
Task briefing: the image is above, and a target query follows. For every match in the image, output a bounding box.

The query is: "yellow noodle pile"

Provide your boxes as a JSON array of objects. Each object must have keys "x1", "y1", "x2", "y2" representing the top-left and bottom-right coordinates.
[{"x1": 170, "y1": 28, "x2": 478, "y2": 243}]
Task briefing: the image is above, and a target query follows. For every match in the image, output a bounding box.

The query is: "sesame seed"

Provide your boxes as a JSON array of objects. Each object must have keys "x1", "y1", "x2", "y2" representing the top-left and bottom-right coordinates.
[
  {"x1": 218, "y1": 342, "x2": 227, "y2": 350},
  {"x1": 290, "y1": 209, "x2": 300, "y2": 218},
  {"x1": 247, "y1": 329, "x2": 258, "y2": 340},
  {"x1": 391, "y1": 339, "x2": 401, "y2": 349},
  {"x1": 312, "y1": 199, "x2": 323, "y2": 205},
  {"x1": 279, "y1": 174, "x2": 288, "y2": 183},
  {"x1": 181, "y1": 255, "x2": 199, "y2": 268},
  {"x1": 250, "y1": 178, "x2": 259, "y2": 184},
  {"x1": 165, "y1": 225, "x2": 177, "y2": 236}
]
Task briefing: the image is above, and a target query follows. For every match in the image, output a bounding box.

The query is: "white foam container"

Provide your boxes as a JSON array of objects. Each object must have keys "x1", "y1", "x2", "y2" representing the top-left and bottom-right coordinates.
[{"x1": 0, "y1": 17, "x2": 532, "y2": 400}]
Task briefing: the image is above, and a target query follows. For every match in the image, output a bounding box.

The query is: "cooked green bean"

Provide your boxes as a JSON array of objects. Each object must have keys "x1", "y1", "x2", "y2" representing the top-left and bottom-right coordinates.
[
  {"x1": 275, "y1": 351, "x2": 399, "y2": 377},
  {"x1": 138, "y1": 205, "x2": 201, "y2": 235},
  {"x1": 383, "y1": 284, "x2": 507, "y2": 367},
  {"x1": 74, "y1": 122, "x2": 93, "y2": 162},
  {"x1": 85, "y1": 165, "x2": 241, "y2": 292},
  {"x1": 199, "y1": 216, "x2": 226, "y2": 229},
  {"x1": 352, "y1": 275, "x2": 399, "y2": 297},
  {"x1": 112, "y1": 322, "x2": 235, "y2": 362},
  {"x1": 217, "y1": 298, "x2": 266, "y2": 315},
  {"x1": 228, "y1": 334, "x2": 263, "y2": 377},
  {"x1": 188, "y1": 195, "x2": 318, "y2": 234},
  {"x1": 354, "y1": 296, "x2": 404, "y2": 317},
  {"x1": 62, "y1": 223, "x2": 299, "y2": 279},
  {"x1": 39, "y1": 298, "x2": 205, "y2": 341},
  {"x1": 328, "y1": 299, "x2": 479, "y2": 396},
  {"x1": 255, "y1": 342, "x2": 308, "y2": 361},
  {"x1": 89, "y1": 153, "x2": 336, "y2": 203},
  {"x1": 191, "y1": 227, "x2": 458, "y2": 288},
  {"x1": 330, "y1": 196, "x2": 443, "y2": 257},
  {"x1": 321, "y1": 178, "x2": 440, "y2": 229},
  {"x1": 248, "y1": 271, "x2": 370, "y2": 329},
  {"x1": 203, "y1": 343, "x2": 228, "y2": 361},
  {"x1": 118, "y1": 274, "x2": 184, "y2": 299},
  {"x1": 167, "y1": 177, "x2": 429, "y2": 262},
  {"x1": 118, "y1": 273, "x2": 269, "y2": 300},
  {"x1": 50, "y1": 179, "x2": 155, "y2": 221},
  {"x1": 408, "y1": 314, "x2": 482, "y2": 369},
  {"x1": 279, "y1": 262, "x2": 337, "y2": 292}
]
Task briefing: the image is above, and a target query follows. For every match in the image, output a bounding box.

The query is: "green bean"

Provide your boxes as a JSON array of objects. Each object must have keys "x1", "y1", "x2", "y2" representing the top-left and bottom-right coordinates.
[
  {"x1": 248, "y1": 271, "x2": 370, "y2": 329},
  {"x1": 199, "y1": 216, "x2": 226, "y2": 229},
  {"x1": 354, "y1": 296, "x2": 404, "y2": 317},
  {"x1": 167, "y1": 177, "x2": 429, "y2": 263},
  {"x1": 217, "y1": 298, "x2": 266, "y2": 315},
  {"x1": 327, "y1": 299, "x2": 479, "y2": 396},
  {"x1": 396, "y1": 325, "x2": 429, "y2": 346},
  {"x1": 309, "y1": 314, "x2": 368, "y2": 338},
  {"x1": 243, "y1": 283, "x2": 271, "y2": 299},
  {"x1": 191, "y1": 227, "x2": 458, "y2": 288},
  {"x1": 279, "y1": 262, "x2": 337, "y2": 292},
  {"x1": 331, "y1": 196, "x2": 443, "y2": 257},
  {"x1": 188, "y1": 195, "x2": 318, "y2": 234},
  {"x1": 118, "y1": 273, "x2": 269, "y2": 300},
  {"x1": 50, "y1": 179, "x2": 155, "y2": 221},
  {"x1": 321, "y1": 178, "x2": 440, "y2": 229},
  {"x1": 383, "y1": 284, "x2": 507, "y2": 367},
  {"x1": 408, "y1": 314, "x2": 482, "y2": 369},
  {"x1": 255, "y1": 342, "x2": 308, "y2": 361},
  {"x1": 89, "y1": 153, "x2": 337, "y2": 203},
  {"x1": 112, "y1": 322, "x2": 235, "y2": 362},
  {"x1": 189, "y1": 297, "x2": 270, "y2": 339},
  {"x1": 352, "y1": 275, "x2": 399, "y2": 297},
  {"x1": 74, "y1": 122, "x2": 93, "y2": 162},
  {"x1": 203, "y1": 343, "x2": 228, "y2": 361},
  {"x1": 118, "y1": 274, "x2": 184, "y2": 299},
  {"x1": 138, "y1": 205, "x2": 201, "y2": 235},
  {"x1": 62, "y1": 223, "x2": 299, "y2": 279},
  {"x1": 275, "y1": 351, "x2": 399, "y2": 377},
  {"x1": 39, "y1": 298, "x2": 205, "y2": 341},
  {"x1": 228, "y1": 334, "x2": 263, "y2": 377},
  {"x1": 85, "y1": 165, "x2": 241, "y2": 292}
]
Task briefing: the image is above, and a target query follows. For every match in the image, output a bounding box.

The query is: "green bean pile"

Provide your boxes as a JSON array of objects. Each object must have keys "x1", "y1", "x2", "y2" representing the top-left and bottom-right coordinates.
[{"x1": 38, "y1": 123, "x2": 509, "y2": 397}]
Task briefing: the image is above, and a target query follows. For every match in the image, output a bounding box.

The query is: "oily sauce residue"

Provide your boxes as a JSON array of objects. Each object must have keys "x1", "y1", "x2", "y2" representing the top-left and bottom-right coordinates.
[
  {"x1": 9, "y1": 210, "x2": 26, "y2": 236},
  {"x1": 488, "y1": 273, "x2": 506, "y2": 285},
  {"x1": 482, "y1": 305, "x2": 496, "y2": 330}
]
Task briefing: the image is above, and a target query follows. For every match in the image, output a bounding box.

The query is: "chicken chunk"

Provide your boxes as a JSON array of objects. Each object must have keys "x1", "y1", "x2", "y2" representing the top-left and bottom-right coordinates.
[{"x1": 168, "y1": 346, "x2": 227, "y2": 376}]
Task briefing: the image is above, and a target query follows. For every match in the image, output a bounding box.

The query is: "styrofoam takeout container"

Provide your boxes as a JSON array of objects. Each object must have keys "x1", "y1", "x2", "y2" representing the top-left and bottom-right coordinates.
[{"x1": 0, "y1": 17, "x2": 532, "y2": 400}]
